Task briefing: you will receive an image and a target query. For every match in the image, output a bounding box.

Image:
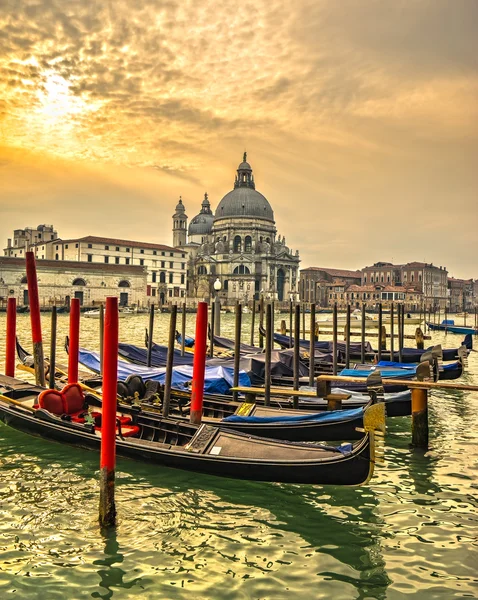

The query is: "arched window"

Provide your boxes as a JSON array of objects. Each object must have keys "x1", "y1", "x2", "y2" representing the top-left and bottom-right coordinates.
[
  {"x1": 233, "y1": 265, "x2": 250, "y2": 275},
  {"x1": 160, "y1": 272, "x2": 166, "y2": 283},
  {"x1": 233, "y1": 236, "x2": 241, "y2": 253},
  {"x1": 197, "y1": 266, "x2": 207, "y2": 275},
  {"x1": 20, "y1": 275, "x2": 27, "y2": 284},
  {"x1": 244, "y1": 236, "x2": 252, "y2": 252},
  {"x1": 73, "y1": 278, "x2": 86, "y2": 286},
  {"x1": 118, "y1": 280, "x2": 130, "y2": 288}
]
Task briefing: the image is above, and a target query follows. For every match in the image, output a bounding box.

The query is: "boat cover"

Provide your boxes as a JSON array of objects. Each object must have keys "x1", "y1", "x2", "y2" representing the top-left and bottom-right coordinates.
[
  {"x1": 223, "y1": 407, "x2": 363, "y2": 424},
  {"x1": 78, "y1": 348, "x2": 251, "y2": 394},
  {"x1": 339, "y1": 368, "x2": 415, "y2": 380}
]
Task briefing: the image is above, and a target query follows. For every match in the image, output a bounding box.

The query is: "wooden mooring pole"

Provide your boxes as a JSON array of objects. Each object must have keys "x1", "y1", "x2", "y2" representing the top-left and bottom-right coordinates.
[
  {"x1": 233, "y1": 302, "x2": 241, "y2": 402},
  {"x1": 411, "y1": 387, "x2": 428, "y2": 449},
  {"x1": 293, "y1": 303, "x2": 300, "y2": 409},
  {"x1": 332, "y1": 303, "x2": 338, "y2": 375},
  {"x1": 390, "y1": 303, "x2": 395, "y2": 358},
  {"x1": 360, "y1": 303, "x2": 366, "y2": 364},
  {"x1": 49, "y1": 306, "x2": 57, "y2": 390},
  {"x1": 99, "y1": 297, "x2": 119, "y2": 528},
  {"x1": 163, "y1": 305, "x2": 177, "y2": 418},
  {"x1": 259, "y1": 296, "x2": 264, "y2": 349},
  {"x1": 309, "y1": 303, "x2": 316, "y2": 387},
  {"x1": 181, "y1": 302, "x2": 186, "y2": 356},
  {"x1": 5, "y1": 297, "x2": 16, "y2": 378},
  {"x1": 264, "y1": 303, "x2": 272, "y2": 406},
  {"x1": 377, "y1": 303, "x2": 383, "y2": 362},
  {"x1": 68, "y1": 298, "x2": 80, "y2": 384},
  {"x1": 26, "y1": 251, "x2": 45, "y2": 387},
  {"x1": 209, "y1": 301, "x2": 215, "y2": 358},
  {"x1": 190, "y1": 302, "x2": 208, "y2": 424},
  {"x1": 99, "y1": 304, "x2": 104, "y2": 376},
  {"x1": 345, "y1": 303, "x2": 351, "y2": 368},
  {"x1": 147, "y1": 304, "x2": 154, "y2": 367},
  {"x1": 250, "y1": 299, "x2": 256, "y2": 347}
]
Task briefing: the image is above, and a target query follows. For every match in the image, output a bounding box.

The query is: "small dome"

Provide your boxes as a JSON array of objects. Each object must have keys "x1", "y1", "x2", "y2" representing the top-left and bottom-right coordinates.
[
  {"x1": 237, "y1": 160, "x2": 252, "y2": 171},
  {"x1": 188, "y1": 213, "x2": 214, "y2": 235}
]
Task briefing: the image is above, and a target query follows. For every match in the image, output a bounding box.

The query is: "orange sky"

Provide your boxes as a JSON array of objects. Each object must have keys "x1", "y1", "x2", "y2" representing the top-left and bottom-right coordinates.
[{"x1": 0, "y1": 0, "x2": 477, "y2": 278}]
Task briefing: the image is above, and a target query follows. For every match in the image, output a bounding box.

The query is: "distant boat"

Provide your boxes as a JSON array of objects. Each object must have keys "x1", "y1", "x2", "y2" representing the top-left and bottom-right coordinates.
[
  {"x1": 84, "y1": 307, "x2": 135, "y2": 319},
  {"x1": 427, "y1": 320, "x2": 477, "y2": 335},
  {"x1": 320, "y1": 311, "x2": 422, "y2": 329}
]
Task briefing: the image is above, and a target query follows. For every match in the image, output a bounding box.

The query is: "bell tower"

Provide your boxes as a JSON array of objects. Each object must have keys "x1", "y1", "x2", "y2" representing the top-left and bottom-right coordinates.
[{"x1": 172, "y1": 196, "x2": 187, "y2": 247}]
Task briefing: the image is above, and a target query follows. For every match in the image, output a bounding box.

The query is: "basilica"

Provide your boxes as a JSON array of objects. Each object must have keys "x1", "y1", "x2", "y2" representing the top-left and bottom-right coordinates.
[{"x1": 172, "y1": 154, "x2": 300, "y2": 304}]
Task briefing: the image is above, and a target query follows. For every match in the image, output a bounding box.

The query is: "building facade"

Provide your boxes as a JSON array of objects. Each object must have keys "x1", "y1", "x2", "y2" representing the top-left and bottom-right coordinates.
[
  {"x1": 0, "y1": 257, "x2": 147, "y2": 309},
  {"x1": 176, "y1": 154, "x2": 300, "y2": 305},
  {"x1": 4, "y1": 225, "x2": 58, "y2": 259},
  {"x1": 447, "y1": 278, "x2": 474, "y2": 312},
  {"x1": 299, "y1": 267, "x2": 362, "y2": 306}
]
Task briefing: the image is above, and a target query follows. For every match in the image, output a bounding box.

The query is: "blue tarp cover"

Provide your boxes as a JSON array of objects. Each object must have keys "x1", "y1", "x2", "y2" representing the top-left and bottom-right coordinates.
[
  {"x1": 223, "y1": 407, "x2": 363, "y2": 424},
  {"x1": 340, "y1": 368, "x2": 414, "y2": 379},
  {"x1": 78, "y1": 348, "x2": 251, "y2": 394}
]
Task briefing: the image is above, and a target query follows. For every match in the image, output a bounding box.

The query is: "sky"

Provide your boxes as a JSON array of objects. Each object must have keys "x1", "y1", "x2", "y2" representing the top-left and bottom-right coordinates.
[{"x1": 0, "y1": 0, "x2": 477, "y2": 278}]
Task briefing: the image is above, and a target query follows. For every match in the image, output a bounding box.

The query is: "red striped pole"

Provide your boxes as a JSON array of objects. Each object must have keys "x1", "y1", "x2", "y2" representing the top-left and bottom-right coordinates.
[
  {"x1": 68, "y1": 298, "x2": 80, "y2": 384},
  {"x1": 99, "y1": 296, "x2": 118, "y2": 528},
  {"x1": 190, "y1": 301, "x2": 208, "y2": 424},
  {"x1": 5, "y1": 297, "x2": 16, "y2": 377},
  {"x1": 26, "y1": 251, "x2": 45, "y2": 387}
]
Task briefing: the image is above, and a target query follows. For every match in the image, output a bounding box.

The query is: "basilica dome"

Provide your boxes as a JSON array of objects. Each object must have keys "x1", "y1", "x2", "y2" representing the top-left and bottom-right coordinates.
[
  {"x1": 214, "y1": 154, "x2": 274, "y2": 223},
  {"x1": 188, "y1": 192, "x2": 214, "y2": 236}
]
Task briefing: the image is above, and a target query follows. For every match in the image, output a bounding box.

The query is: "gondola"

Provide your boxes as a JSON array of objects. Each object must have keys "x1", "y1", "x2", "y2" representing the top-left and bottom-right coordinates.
[
  {"x1": 267, "y1": 327, "x2": 473, "y2": 364},
  {"x1": 0, "y1": 379, "x2": 385, "y2": 486},
  {"x1": 427, "y1": 321, "x2": 477, "y2": 336}
]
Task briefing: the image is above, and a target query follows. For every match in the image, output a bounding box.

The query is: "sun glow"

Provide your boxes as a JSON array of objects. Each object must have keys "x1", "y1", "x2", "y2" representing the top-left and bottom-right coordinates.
[{"x1": 36, "y1": 71, "x2": 91, "y2": 120}]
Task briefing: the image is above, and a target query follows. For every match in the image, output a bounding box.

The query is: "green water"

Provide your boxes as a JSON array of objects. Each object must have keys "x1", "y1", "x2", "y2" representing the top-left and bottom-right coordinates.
[{"x1": 0, "y1": 313, "x2": 477, "y2": 599}]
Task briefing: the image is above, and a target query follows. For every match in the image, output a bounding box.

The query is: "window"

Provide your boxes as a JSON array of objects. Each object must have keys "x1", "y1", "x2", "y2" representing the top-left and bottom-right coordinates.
[
  {"x1": 181, "y1": 274, "x2": 185, "y2": 284},
  {"x1": 160, "y1": 272, "x2": 166, "y2": 283},
  {"x1": 55, "y1": 253, "x2": 59, "y2": 260},
  {"x1": 115, "y1": 257, "x2": 120, "y2": 264},
  {"x1": 152, "y1": 272, "x2": 157, "y2": 283},
  {"x1": 125, "y1": 258, "x2": 130, "y2": 265},
  {"x1": 182, "y1": 253, "x2": 185, "y2": 258},
  {"x1": 161, "y1": 251, "x2": 165, "y2": 256},
  {"x1": 126, "y1": 248, "x2": 130, "y2": 253},
  {"x1": 56, "y1": 245, "x2": 59, "y2": 250},
  {"x1": 118, "y1": 280, "x2": 130, "y2": 287},
  {"x1": 153, "y1": 250, "x2": 157, "y2": 255},
  {"x1": 65, "y1": 244, "x2": 69, "y2": 249},
  {"x1": 233, "y1": 265, "x2": 250, "y2": 275},
  {"x1": 181, "y1": 263, "x2": 185, "y2": 269},
  {"x1": 73, "y1": 278, "x2": 86, "y2": 286},
  {"x1": 152, "y1": 289, "x2": 156, "y2": 296},
  {"x1": 75, "y1": 243, "x2": 78, "y2": 248},
  {"x1": 105, "y1": 245, "x2": 109, "y2": 250},
  {"x1": 197, "y1": 266, "x2": 207, "y2": 275},
  {"x1": 88, "y1": 243, "x2": 92, "y2": 249},
  {"x1": 169, "y1": 290, "x2": 173, "y2": 297},
  {"x1": 139, "y1": 259, "x2": 144, "y2": 266},
  {"x1": 140, "y1": 249, "x2": 144, "y2": 254},
  {"x1": 104, "y1": 256, "x2": 109, "y2": 264},
  {"x1": 233, "y1": 235, "x2": 241, "y2": 253},
  {"x1": 161, "y1": 261, "x2": 165, "y2": 268},
  {"x1": 116, "y1": 246, "x2": 120, "y2": 251},
  {"x1": 169, "y1": 273, "x2": 173, "y2": 284},
  {"x1": 51, "y1": 235, "x2": 54, "y2": 240},
  {"x1": 244, "y1": 236, "x2": 252, "y2": 252},
  {"x1": 170, "y1": 261, "x2": 173, "y2": 268},
  {"x1": 170, "y1": 252, "x2": 173, "y2": 257},
  {"x1": 87, "y1": 254, "x2": 92, "y2": 262}
]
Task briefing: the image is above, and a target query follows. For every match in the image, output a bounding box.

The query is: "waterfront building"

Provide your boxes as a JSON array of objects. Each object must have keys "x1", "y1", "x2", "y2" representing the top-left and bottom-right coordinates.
[
  {"x1": 4, "y1": 229, "x2": 187, "y2": 306},
  {"x1": 299, "y1": 267, "x2": 362, "y2": 306},
  {"x1": 447, "y1": 277, "x2": 474, "y2": 312},
  {"x1": 0, "y1": 257, "x2": 147, "y2": 309},
  {"x1": 361, "y1": 262, "x2": 448, "y2": 309},
  {"x1": 175, "y1": 154, "x2": 300, "y2": 305}
]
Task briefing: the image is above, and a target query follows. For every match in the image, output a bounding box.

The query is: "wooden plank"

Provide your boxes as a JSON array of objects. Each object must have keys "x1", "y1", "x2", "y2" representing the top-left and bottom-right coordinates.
[
  {"x1": 279, "y1": 328, "x2": 431, "y2": 340},
  {"x1": 230, "y1": 386, "x2": 318, "y2": 398},
  {"x1": 316, "y1": 374, "x2": 478, "y2": 392}
]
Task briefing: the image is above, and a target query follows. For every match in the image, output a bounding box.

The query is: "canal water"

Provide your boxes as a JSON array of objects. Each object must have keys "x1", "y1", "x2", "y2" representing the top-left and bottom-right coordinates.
[{"x1": 0, "y1": 313, "x2": 476, "y2": 599}]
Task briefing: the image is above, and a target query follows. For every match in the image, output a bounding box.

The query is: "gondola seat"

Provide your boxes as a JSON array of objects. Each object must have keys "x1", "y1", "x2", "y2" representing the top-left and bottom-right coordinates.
[
  {"x1": 90, "y1": 412, "x2": 140, "y2": 438},
  {"x1": 38, "y1": 383, "x2": 88, "y2": 422}
]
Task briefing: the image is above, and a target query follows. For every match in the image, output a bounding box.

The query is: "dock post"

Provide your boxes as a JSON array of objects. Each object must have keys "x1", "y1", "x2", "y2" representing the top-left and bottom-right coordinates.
[
  {"x1": 309, "y1": 303, "x2": 316, "y2": 387},
  {"x1": 181, "y1": 302, "x2": 186, "y2": 356},
  {"x1": 26, "y1": 251, "x2": 46, "y2": 387},
  {"x1": 411, "y1": 387, "x2": 429, "y2": 449},
  {"x1": 316, "y1": 379, "x2": 331, "y2": 398},
  {"x1": 264, "y1": 303, "x2": 272, "y2": 406},
  {"x1": 5, "y1": 297, "x2": 16, "y2": 377},
  {"x1": 190, "y1": 302, "x2": 208, "y2": 424},
  {"x1": 99, "y1": 297, "x2": 119, "y2": 528},
  {"x1": 233, "y1": 302, "x2": 242, "y2": 402},
  {"x1": 99, "y1": 304, "x2": 104, "y2": 376},
  {"x1": 398, "y1": 304, "x2": 403, "y2": 363},
  {"x1": 209, "y1": 301, "x2": 215, "y2": 358},
  {"x1": 360, "y1": 303, "x2": 366, "y2": 364},
  {"x1": 68, "y1": 298, "x2": 80, "y2": 384},
  {"x1": 377, "y1": 303, "x2": 383, "y2": 362},
  {"x1": 293, "y1": 303, "x2": 300, "y2": 409},
  {"x1": 289, "y1": 300, "x2": 293, "y2": 348},
  {"x1": 390, "y1": 302, "x2": 395, "y2": 359},
  {"x1": 49, "y1": 306, "x2": 57, "y2": 390},
  {"x1": 415, "y1": 327, "x2": 424, "y2": 349},
  {"x1": 327, "y1": 395, "x2": 342, "y2": 411},
  {"x1": 259, "y1": 296, "x2": 264, "y2": 349},
  {"x1": 147, "y1": 304, "x2": 154, "y2": 367},
  {"x1": 250, "y1": 299, "x2": 256, "y2": 347},
  {"x1": 332, "y1": 303, "x2": 338, "y2": 375},
  {"x1": 163, "y1": 305, "x2": 177, "y2": 418},
  {"x1": 302, "y1": 303, "x2": 306, "y2": 340},
  {"x1": 444, "y1": 307, "x2": 448, "y2": 333},
  {"x1": 380, "y1": 325, "x2": 387, "y2": 350},
  {"x1": 270, "y1": 301, "x2": 275, "y2": 349},
  {"x1": 345, "y1": 304, "x2": 351, "y2": 368}
]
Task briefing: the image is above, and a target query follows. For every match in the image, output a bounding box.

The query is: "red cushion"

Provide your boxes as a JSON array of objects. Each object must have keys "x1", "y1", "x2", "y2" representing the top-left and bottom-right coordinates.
[
  {"x1": 38, "y1": 389, "x2": 66, "y2": 415},
  {"x1": 62, "y1": 383, "x2": 85, "y2": 414}
]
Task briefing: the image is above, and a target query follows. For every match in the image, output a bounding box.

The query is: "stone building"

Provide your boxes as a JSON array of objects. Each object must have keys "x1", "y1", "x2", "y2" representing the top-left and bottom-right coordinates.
[
  {"x1": 447, "y1": 277, "x2": 474, "y2": 312},
  {"x1": 4, "y1": 229, "x2": 187, "y2": 306},
  {"x1": 299, "y1": 267, "x2": 362, "y2": 306},
  {"x1": 0, "y1": 257, "x2": 147, "y2": 309},
  {"x1": 176, "y1": 154, "x2": 300, "y2": 305},
  {"x1": 361, "y1": 262, "x2": 448, "y2": 309}
]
